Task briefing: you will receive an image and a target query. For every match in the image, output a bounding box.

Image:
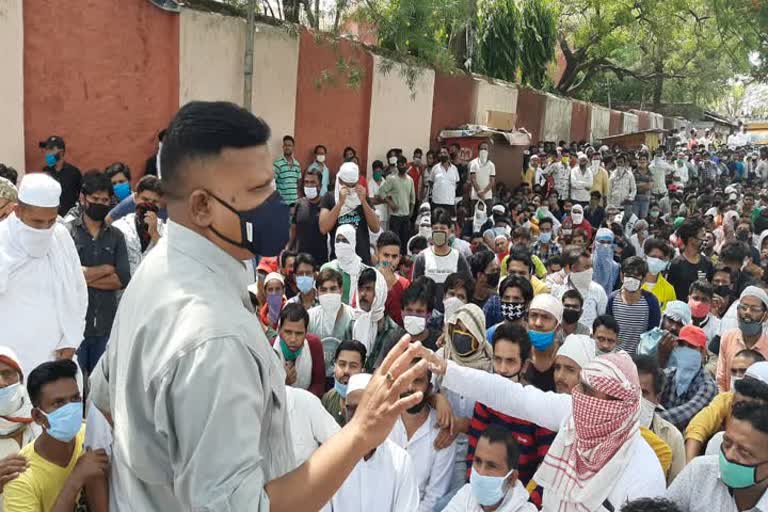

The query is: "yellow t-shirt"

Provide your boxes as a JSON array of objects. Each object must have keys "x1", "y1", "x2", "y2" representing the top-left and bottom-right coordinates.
[
  {"x1": 642, "y1": 273, "x2": 676, "y2": 312},
  {"x1": 4, "y1": 425, "x2": 85, "y2": 512}
]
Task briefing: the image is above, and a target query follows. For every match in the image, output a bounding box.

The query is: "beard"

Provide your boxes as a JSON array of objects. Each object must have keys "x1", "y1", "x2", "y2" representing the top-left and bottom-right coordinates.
[{"x1": 401, "y1": 391, "x2": 429, "y2": 414}]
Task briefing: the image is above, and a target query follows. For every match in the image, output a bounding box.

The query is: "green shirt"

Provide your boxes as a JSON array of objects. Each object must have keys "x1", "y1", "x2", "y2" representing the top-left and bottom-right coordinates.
[
  {"x1": 273, "y1": 156, "x2": 302, "y2": 205},
  {"x1": 376, "y1": 173, "x2": 415, "y2": 217},
  {"x1": 365, "y1": 316, "x2": 406, "y2": 373},
  {"x1": 321, "y1": 389, "x2": 346, "y2": 427}
]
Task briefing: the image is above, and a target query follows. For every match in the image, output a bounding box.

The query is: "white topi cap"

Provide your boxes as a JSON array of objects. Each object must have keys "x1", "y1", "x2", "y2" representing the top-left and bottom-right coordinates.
[
  {"x1": 18, "y1": 173, "x2": 61, "y2": 208},
  {"x1": 347, "y1": 373, "x2": 373, "y2": 394}
]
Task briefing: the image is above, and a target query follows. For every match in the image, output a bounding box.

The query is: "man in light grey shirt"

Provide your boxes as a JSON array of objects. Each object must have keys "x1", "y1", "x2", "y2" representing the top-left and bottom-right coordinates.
[{"x1": 90, "y1": 101, "x2": 427, "y2": 511}]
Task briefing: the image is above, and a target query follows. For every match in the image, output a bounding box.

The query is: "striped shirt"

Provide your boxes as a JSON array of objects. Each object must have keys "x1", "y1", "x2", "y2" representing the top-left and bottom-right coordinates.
[
  {"x1": 610, "y1": 292, "x2": 651, "y2": 356},
  {"x1": 273, "y1": 156, "x2": 301, "y2": 205}
]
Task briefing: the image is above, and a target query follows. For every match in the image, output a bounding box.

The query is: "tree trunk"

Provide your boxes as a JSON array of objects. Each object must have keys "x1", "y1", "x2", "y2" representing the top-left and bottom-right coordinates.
[
  {"x1": 284, "y1": 0, "x2": 300, "y2": 22},
  {"x1": 653, "y1": 58, "x2": 664, "y2": 109}
]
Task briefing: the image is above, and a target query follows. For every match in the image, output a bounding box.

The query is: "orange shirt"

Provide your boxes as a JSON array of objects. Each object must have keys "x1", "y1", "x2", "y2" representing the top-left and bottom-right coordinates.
[{"x1": 716, "y1": 328, "x2": 768, "y2": 392}]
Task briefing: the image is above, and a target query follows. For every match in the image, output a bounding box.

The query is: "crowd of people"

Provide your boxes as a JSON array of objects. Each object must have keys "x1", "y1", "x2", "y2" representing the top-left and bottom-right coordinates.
[{"x1": 0, "y1": 100, "x2": 767, "y2": 511}]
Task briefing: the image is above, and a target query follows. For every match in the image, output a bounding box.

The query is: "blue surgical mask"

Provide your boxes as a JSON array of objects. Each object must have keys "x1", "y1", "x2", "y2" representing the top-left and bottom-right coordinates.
[
  {"x1": 42, "y1": 401, "x2": 83, "y2": 442},
  {"x1": 113, "y1": 182, "x2": 131, "y2": 201},
  {"x1": 667, "y1": 345, "x2": 702, "y2": 396},
  {"x1": 646, "y1": 257, "x2": 668, "y2": 275},
  {"x1": 296, "y1": 275, "x2": 315, "y2": 294},
  {"x1": 0, "y1": 383, "x2": 20, "y2": 410},
  {"x1": 470, "y1": 466, "x2": 513, "y2": 506},
  {"x1": 334, "y1": 379, "x2": 348, "y2": 398},
  {"x1": 538, "y1": 231, "x2": 552, "y2": 244},
  {"x1": 45, "y1": 153, "x2": 59, "y2": 167},
  {"x1": 528, "y1": 329, "x2": 556, "y2": 351},
  {"x1": 206, "y1": 190, "x2": 289, "y2": 257}
]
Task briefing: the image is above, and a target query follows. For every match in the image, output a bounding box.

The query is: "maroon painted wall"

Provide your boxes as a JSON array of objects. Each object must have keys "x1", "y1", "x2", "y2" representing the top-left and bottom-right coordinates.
[
  {"x1": 24, "y1": 0, "x2": 180, "y2": 180},
  {"x1": 516, "y1": 88, "x2": 547, "y2": 144},
  {"x1": 609, "y1": 111, "x2": 623, "y2": 135},
  {"x1": 294, "y1": 29, "x2": 374, "y2": 177},
  {"x1": 430, "y1": 74, "x2": 476, "y2": 148},
  {"x1": 570, "y1": 101, "x2": 591, "y2": 142},
  {"x1": 637, "y1": 111, "x2": 651, "y2": 131}
]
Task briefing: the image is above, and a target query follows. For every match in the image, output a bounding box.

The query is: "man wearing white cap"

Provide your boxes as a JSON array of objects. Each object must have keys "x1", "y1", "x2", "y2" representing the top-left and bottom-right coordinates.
[
  {"x1": 570, "y1": 153, "x2": 593, "y2": 206},
  {"x1": 322, "y1": 373, "x2": 420, "y2": 511},
  {"x1": 524, "y1": 294, "x2": 564, "y2": 392},
  {"x1": 554, "y1": 334, "x2": 597, "y2": 395},
  {"x1": 0, "y1": 174, "x2": 87, "y2": 379},
  {"x1": 717, "y1": 286, "x2": 768, "y2": 392}
]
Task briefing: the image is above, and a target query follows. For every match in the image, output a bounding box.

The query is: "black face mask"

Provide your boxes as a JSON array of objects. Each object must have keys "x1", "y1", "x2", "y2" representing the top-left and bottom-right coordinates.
[
  {"x1": 398, "y1": 166, "x2": 407, "y2": 174},
  {"x1": 485, "y1": 271, "x2": 500, "y2": 288},
  {"x1": 207, "y1": 190, "x2": 289, "y2": 257},
  {"x1": 736, "y1": 230, "x2": 751, "y2": 242},
  {"x1": 85, "y1": 202, "x2": 111, "y2": 222},
  {"x1": 563, "y1": 308, "x2": 582, "y2": 325},
  {"x1": 452, "y1": 331, "x2": 476, "y2": 356},
  {"x1": 439, "y1": 155, "x2": 450, "y2": 163},
  {"x1": 715, "y1": 284, "x2": 733, "y2": 299}
]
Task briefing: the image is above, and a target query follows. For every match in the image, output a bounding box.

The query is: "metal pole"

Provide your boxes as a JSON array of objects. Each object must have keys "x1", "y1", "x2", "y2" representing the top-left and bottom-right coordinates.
[{"x1": 243, "y1": 0, "x2": 257, "y2": 111}]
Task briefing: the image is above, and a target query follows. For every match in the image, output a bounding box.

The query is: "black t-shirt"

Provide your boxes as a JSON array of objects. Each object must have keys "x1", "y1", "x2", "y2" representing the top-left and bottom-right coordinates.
[
  {"x1": 524, "y1": 364, "x2": 556, "y2": 392},
  {"x1": 319, "y1": 193, "x2": 372, "y2": 265},
  {"x1": 44, "y1": 163, "x2": 82, "y2": 216},
  {"x1": 292, "y1": 197, "x2": 329, "y2": 265},
  {"x1": 667, "y1": 254, "x2": 714, "y2": 301}
]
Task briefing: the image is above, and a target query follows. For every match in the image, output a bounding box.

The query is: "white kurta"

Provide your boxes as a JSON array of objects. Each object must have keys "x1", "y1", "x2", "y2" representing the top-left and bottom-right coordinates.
[
  {"x1": 322, "y1": 439, "x2": 419, "y2": 512},
  {"x1": 388, "y1": 408, "x2": 456, "y2": 512},
  {"x1": 442, "y1": 480, "x2": 538, "y2": 512},
  {"x1": 442, "y1": 362, "x2": 666, "y2": 510},
  {"x1": 286, "y1": 387, "x2": 340, "y2": 467},
  {"x1": 0, "y1": 222, "x2": 87, "y2": 378}
]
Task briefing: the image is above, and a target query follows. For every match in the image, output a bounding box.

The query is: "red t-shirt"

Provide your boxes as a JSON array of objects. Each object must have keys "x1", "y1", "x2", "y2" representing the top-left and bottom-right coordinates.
[
  {"x1": 385, "y1": 276, "x2": 411, "y2": 327},
  {"x1": 407, "y1": 164, "x2": 423, "y2": 198}
]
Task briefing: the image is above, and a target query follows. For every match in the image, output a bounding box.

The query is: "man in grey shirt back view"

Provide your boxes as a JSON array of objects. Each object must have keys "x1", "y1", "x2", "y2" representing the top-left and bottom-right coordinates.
[{"x1": 90, "y1": 101, "x2": 427, "y2": 511}]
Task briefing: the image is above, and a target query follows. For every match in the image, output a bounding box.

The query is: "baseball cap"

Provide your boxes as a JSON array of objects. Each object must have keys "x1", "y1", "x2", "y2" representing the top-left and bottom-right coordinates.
[
  {"x1": 39, "y1": 136, "x2": 65, "y2": 151},
  {"x1": 678, "y1": 325, "x2": 706, "y2": 349},
  {"x1": 256, "y1": 256, "x2": 278, "y2": 275}
]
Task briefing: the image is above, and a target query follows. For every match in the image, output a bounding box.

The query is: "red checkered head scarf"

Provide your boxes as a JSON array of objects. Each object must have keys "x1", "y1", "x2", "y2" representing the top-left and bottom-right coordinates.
[{"x1": 535, "y1": 352, "x2": 641, "y2": 511}]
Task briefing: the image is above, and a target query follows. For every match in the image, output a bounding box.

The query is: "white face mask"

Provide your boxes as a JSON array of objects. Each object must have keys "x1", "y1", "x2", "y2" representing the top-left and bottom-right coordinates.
[
  {"x1": 389, "y1": 156, "x2": 398, "y2": 165},
  {"x1": 623, "y1": 277, "x2": 642, "y2": 293},
  {"x1": 13, "y1": 215, "x2": 55, "y2": 258},
  {"x1": 638, "y1": 397, "x2": 656, "y2": 429},
  {"x1": 304, "y1": 186, "x2": 319, "y2": 200},
  {"x1": 319, "y1": 293, "x2": 342, "y2": 317},
  {"x1": 316, "y1": 154, "x2": 326, "y2": 163},
  {"x1": 403, "y1": 315, "x2": 427, "y2": 336},
  {"x1": 479, "y1": 149, "x2": 489, "y2": 164},
  {"x1": 443, "y1": 297, "x2": 465, "y2": 323},
  {"x1": 335, "y1": 242, "x2": 358, "y2": 266},
  {"x1": 570, "y1": 269, "x2": 593, "y2": 291},
  {"x1": 571, "y1": 212, "x2": 584, "y2": 225}
]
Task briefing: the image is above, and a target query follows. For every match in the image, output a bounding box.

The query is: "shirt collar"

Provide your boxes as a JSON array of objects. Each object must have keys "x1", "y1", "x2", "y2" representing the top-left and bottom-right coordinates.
[{"x1": 165, "y1": 220, "x2": 251, "y2": 306}]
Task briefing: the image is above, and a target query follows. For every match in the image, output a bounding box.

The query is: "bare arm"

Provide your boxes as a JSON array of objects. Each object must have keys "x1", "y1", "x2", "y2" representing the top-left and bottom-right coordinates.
[
  {"x1": 319, "y1": 189, "x2": 348, "y2": 235},
  {"x1": 83, "y1": 265, "x2": 115, "y2": 284},
  {"x1": 52, "y1": 450, "x2": 109, "y2": 512},
  {"x1": 359, "y1": 186, "x2": 381, "y2": 233},
  {"x1": 89, "y1": 273, "x2": 123, "y2": 290},
  {"x1": 684, "y1": 438, "x2": 703, "y2": 462}
]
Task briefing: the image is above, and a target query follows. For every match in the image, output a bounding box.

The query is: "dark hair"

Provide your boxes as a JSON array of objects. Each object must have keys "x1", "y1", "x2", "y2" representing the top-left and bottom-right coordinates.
[
  {"x1": 397, "y1": 155, "x2": 408, "y2": 166},
  {"x1": 105, "y1": 162, "x2": 131, "y2": 181},
  {"x1": 479, "y1": 424, "x2": 520, "y2": 471},
  {"x1": 372, "y1": 160, "x2": 384, "y2": 171},
  {"x1": 539, "y1": 217, "x2": 553, "y2": 229},
  {"x1": 731, "y1": 400, "x2": 768, "y2": 435},
  {"x1": 632, "y1": 354, "x2": 665, "y2": 395},
  {"x1": 431, "y1": 208, "x2": 453, "y2": 228},
  {"x1": 344, "y1": 146, "x2": 356, "y2": 157},
  {"x1": 161, "y1": 101, "x2": 271, "y2": 196},
  {"x1": 499, "y1": 275, "x2": 534, "y2": 303},
  {"x1": 563, "y1": 246, "x2": 590, "y2": 268},
  {"x1": 493, "y1": 322, "x2": 531, "y2": 362},
  {"x1": 358, "y1": 267, "x2": 377, "y2": 289},
  {"x1": 408, "y1": 235, "x2": 429, "y2": 255},
  {"x1": 734, "y1": 373, "x2": 768, "y2": 401},
  {"x1": 27, "y1": 359, "x2": 78, "y2": 408},
  {"x1": 0, "y1": 165, "x2": 18, "y2": 186},
  {"x1": 376, "y1": 231, "x2": 401, "y2": 250},
  {"x1": 317, "y1": 267, "x2": 343, "y2": 288},
  {"x1": 470, "y1": 250, "x2": 496, "y2": 280},
  {"x1": 334, "y1": 340, "x2": 367, "y2": 367},
  {"x1": 677, "y1": 218, "x2": 704, "y2": 244},
  {"x1": 136, "y1": 175, "x2": 163, "y2": 196},
  {"x1": 314, "y1": 144, "x2": 327, "y2": 154},
  {"x1": 735, "y1": 348, "x2": 766, "y2": 364},
  {"x1": 81, "y1": 170, "x2": 113, "y2": 196},
  {"x1": 622, "y1": 256, "x2": 648, "y2": 277},
  {"x1": 689, "y1": 279, "x2": 714, "y2": 299},
  {"x1": 279, "y1": 250, "x2": 296, "y2": 269},
  {"x1": 279, "y1": 302, "x2": 309, "y2": 329},
  {"x1": 546, "y1": 254, "x2": 564, "y2": 268},
  {"x1": 562, "y1": 288, "x2": 584, "y2": 308},
  {"x1": 506, "y1": 248, "x2": 534, "y2": 273},
  {"x1": 720, "y1": 241, "x2": 750, "y2": 265},
  {"x1": 593, "y1": 314, "x2": 619, "y2": 334},
  {"x1": 402, "y1": 276, "x2": 435, "y2": 311},
  {"x1": 294, "y1": 252, "x2": 316, "y2": 272},
  {"x1": 620, "y1": 498, "x2": 682, "y2": 512},
  {"x1": 283, "y1": 135, "x2": 295, "y2": 144},
  {"x1": 445, "y1": 272, "x2": 475, "y2": 299},
  {"x1": 643, "y1": 238, "x2": 671, "y2": 258}
]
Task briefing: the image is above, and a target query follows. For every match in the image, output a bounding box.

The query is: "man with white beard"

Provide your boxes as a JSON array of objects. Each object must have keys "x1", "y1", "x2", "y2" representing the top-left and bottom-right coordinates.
[{"x1": 0, "y1": 174, "x2": 87, "y2": 378}]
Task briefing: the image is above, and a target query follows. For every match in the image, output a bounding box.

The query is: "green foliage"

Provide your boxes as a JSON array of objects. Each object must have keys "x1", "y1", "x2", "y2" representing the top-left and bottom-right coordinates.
[{"x1": 518, "y1": 0, "x2": 558, "y2": 88}]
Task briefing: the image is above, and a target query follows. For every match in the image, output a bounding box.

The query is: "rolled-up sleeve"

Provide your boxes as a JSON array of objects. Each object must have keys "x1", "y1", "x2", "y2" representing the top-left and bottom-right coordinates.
[
  {"x1": 155, "y1": 338, "x2": 274, "y2": 511},
  {"x1": 442, "y1": 362, "x2": 570, "y2": 431}
]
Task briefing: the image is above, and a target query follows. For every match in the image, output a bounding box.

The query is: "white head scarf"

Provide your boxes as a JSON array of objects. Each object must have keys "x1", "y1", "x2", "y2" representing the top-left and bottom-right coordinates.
[
  {"x1": 352, "y1": 268, "x2": 388, "y2": 352},
  {"x1": 530, "y1": 294, "x2": 564, "y2": 325},
  {"x1": 0, "y1": 346, "x2": 32, "y2": 435},
  {"x1": 335, "y1": 162, "x2": 361, "y2": 217},
  {"x1": 557, "y1": 334, "x2": 597, "y2": 369},
  {"x1": 335, "y1": 224, "x2": 363, "y2": 305}
]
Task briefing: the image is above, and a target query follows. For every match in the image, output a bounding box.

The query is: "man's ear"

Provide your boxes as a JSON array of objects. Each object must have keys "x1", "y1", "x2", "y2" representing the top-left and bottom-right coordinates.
[
  {"x1": 505, "y1": 469, "x2": 519, "y2": 489},
  {"x1": 31, "y1": 407, "x2": 48, "y2": 430}
]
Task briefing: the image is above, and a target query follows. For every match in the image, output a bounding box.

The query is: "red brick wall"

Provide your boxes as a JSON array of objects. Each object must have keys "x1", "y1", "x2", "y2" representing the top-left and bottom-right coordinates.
[
  {"x1": 609, "y1": 110, "x2": 623, "y2": 135},
  {"x1": 24, "y1": 0, "x2": 179, "y2": 181},
  {"x1": 430, "y1": 74, "x2": 476, "y2": 148},
  {"x1": 516, "y1": 88, "x2": 547, "y2": 144},
  {"x1": 570, "y1": 101, "x2": 591, "y2": 142},
  {"x1": 637, "y1": 111, "x2": 651, "y2": 131},
  {"x1": 294, "y1": 29, "x2": 373, "y2": 178}
]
